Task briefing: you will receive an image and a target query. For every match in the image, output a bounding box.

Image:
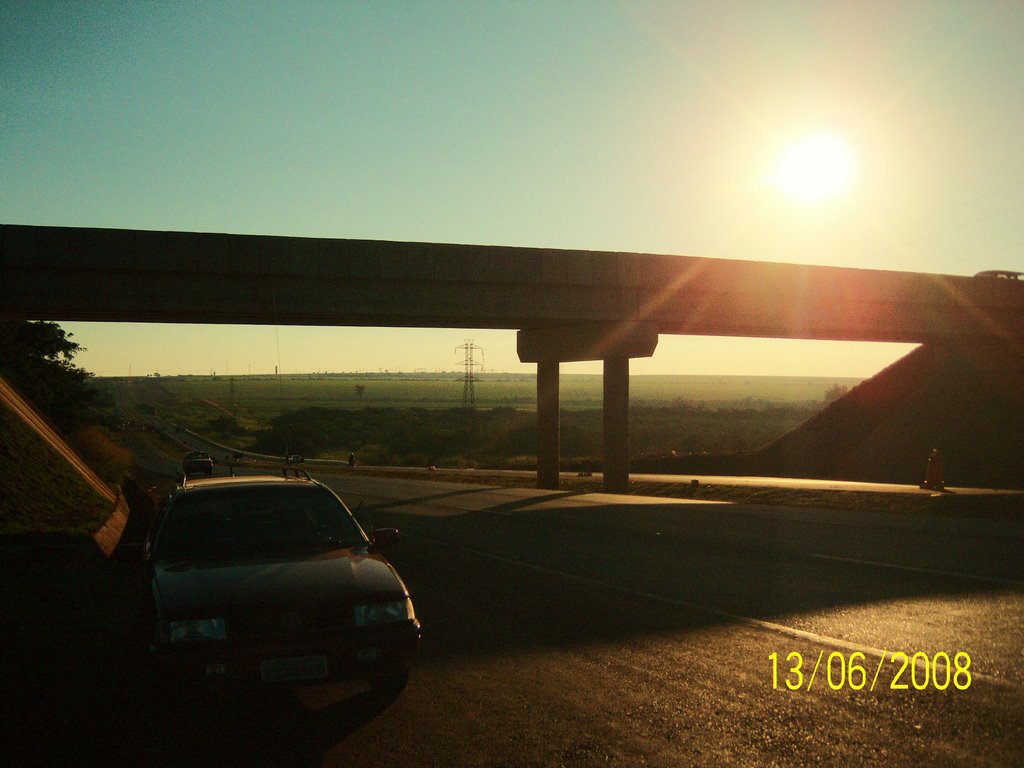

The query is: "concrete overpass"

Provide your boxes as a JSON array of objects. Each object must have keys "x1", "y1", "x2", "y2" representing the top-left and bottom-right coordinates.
[{"x1": 4, "y1": 224, "x2": 1024, "y2": 491}]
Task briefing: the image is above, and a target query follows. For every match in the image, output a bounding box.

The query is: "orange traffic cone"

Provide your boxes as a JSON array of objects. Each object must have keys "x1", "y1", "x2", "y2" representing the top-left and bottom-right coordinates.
[{"x1": 919, "y1": 448, "x2": 945, "y2": 491}]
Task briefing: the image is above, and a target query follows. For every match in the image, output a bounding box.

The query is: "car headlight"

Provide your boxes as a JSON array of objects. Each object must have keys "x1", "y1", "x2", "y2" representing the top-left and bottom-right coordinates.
[
  {"x1": 353, "y1": 598, "x2": 415, "y2": 627},
  {"x1": 168, "y1": 617, "x2": 227, "y2": 642}
]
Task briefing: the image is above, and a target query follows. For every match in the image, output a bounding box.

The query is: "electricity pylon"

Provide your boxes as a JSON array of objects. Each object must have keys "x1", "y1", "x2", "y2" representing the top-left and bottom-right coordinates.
[{"x1": 455, "y1": 340, "x2": 484, "y2": 409}]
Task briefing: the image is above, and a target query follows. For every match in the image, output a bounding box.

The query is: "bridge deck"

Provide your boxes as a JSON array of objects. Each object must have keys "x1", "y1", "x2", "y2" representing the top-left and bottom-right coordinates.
[{"x1": 3, "y1": 224, "x2": 1023, "y2": 345}]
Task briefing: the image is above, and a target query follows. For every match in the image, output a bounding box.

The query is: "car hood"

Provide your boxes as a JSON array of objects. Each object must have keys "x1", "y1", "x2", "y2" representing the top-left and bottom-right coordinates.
[{"x1": 152, "y1": 549, "x2": 407, "y2": 619}]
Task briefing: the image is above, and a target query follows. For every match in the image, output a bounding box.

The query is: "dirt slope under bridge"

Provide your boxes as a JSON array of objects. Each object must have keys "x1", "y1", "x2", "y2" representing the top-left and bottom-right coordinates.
[{"x1": 656, "y1": 342, "x2": 1024, "y2": 489}]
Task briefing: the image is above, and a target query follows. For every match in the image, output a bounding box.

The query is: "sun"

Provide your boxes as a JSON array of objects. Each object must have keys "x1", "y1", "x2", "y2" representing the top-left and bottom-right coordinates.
[{"x1": 768, "y1": 133, "x2": 857, "y2": 202}]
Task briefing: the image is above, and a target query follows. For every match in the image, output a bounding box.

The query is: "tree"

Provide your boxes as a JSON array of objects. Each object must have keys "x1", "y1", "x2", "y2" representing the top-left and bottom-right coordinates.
[
  {"x1": 824, "y1": 383, "x2": 850, "y2": 404},
  {"x1": 0, "y1": 321, "x2": 97, "y2": 432}
]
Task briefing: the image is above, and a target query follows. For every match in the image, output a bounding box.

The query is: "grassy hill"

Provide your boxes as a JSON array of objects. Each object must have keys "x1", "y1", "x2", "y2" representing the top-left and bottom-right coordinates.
[
  {"x1": 659, "y1": 343, "x2": 1024, "y2": 489},
  {"x1": 0, "y1": 406, "x2": 112, "y2": 535}
]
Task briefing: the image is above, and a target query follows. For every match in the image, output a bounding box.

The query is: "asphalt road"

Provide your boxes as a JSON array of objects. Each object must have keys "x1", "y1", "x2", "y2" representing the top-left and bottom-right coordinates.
[
  {"x1": 317, "y1": 474, "x2": 1024, "y2": 767},
  {"x1": 169, "y1": 427, "x2": 1024, "y2": 498},
  {"x1": 141, "y1": 474, "x2": 1024, "y2": 765},
  {"x1": 8, "y1": 465, "x2": 1022, "y2": 767}
]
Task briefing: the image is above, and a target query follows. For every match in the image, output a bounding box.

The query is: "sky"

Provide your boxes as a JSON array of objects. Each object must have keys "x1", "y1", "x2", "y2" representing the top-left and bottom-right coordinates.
[{"x1": 3, "y1": 1, "x2": 1022, "y2": 378}]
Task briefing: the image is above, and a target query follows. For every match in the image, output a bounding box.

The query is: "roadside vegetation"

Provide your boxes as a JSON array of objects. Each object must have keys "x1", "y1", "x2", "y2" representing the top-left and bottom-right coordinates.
[
  {"x1": 103, "y1": 373, "x2": 853, "y2": 470},
  {"x1": 236, "y1": 403, "x2": 820, "y2": 470},
  {"x1": 0, "y1": 321, "x2": 131, "y2": 535},
  {"x1": 0, "y1": 406, "x2": 112, "y2": 535},
  {"x1": 0, "y1": 321, "x2": 132, "y2": 484},
  {"x1": 67, "y1": 425, "x2": 133, "y2": 485}
]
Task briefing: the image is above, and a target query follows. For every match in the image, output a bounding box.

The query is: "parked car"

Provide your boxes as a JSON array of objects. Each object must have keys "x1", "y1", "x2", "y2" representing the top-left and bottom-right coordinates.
[
  {"x1": 140, "y1": 471, "x2": 420, "y2": 693},
  {"x1": 182, "y1": 451, "x2": 214, "y2": 476},
  {"x1": 974, "y1": 269, "x2": 1022, "y2": 280}
]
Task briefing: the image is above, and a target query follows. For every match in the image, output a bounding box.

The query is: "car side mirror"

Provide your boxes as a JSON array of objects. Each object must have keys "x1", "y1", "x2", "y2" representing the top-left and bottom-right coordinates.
[{"x1": 371, "y1": 527, "x2": 401, "y2": 549}]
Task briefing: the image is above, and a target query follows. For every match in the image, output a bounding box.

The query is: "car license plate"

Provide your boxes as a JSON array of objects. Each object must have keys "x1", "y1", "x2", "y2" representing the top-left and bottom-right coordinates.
[{"x1": 260, "y1": 655, "x2": 328, "y2": 683}]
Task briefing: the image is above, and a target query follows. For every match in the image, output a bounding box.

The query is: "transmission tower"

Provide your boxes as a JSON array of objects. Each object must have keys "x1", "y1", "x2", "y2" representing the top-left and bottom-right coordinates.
[{"x1": 455, "y1": 340, "x2": 484, "y2": 408}]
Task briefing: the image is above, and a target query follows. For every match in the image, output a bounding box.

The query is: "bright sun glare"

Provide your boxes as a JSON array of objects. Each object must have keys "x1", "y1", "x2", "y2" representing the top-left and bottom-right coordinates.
[{"x1": 768, "y1": 133, "x2": 857, "y2": 202}]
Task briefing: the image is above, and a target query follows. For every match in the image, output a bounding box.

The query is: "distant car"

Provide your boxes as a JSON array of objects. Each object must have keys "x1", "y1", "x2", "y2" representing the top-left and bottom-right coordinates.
[
  {"x1": 286, "y1": 454, "x2": 305, "y2": 464},
  {"x1": 974, "y1": 269, "x2": 1022, "y2": 280},
  {"x1": 141, "y1": 472, "x2": 420, "y2": 693},
  {"x1": 182, "y1": 451, "x2": 214, "y2": 476}
]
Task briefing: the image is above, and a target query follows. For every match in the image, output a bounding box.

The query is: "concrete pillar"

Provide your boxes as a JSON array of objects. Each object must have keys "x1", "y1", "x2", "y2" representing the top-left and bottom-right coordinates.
[
  {"x1": 519, "y1": 323, "x2": 656, "y2": 493},
  {"x1": 603, "y1": 355, "x2": 630, "y2": 493},
  {"x1": 536, "y1": 361, "x2": 560, "y2": 490}
]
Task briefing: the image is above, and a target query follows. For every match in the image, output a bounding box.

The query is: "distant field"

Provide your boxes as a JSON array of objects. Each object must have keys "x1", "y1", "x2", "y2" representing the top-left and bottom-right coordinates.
[
  {"x1": 107, "y1": 372, "x2": 861, "y2": 420},
  {"x1": 99, "y1": 373, "x2": 860, "y2": 465}
]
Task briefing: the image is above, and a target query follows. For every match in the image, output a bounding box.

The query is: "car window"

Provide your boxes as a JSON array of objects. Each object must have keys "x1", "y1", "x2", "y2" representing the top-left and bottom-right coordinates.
[{"x1": 152, "y1": 486, "x2": 365, "y2": 560}]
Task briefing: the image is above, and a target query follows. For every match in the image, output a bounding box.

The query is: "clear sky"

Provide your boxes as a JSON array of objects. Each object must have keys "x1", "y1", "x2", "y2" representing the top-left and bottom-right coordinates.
[{"x1": 3, "y1": 1, "x2": 1022, "y2": 378}]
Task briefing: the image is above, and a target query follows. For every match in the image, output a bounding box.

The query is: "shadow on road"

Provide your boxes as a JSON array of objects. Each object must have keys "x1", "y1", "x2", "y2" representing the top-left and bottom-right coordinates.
[
  {"x1": 5, "y1": 474, "x2": 1022, "y2": 766},
  {"x1": 135, "y1": 685, "x2": 397, "y2": 768},
  {"x1": 372, "y1": 497, "x2": 1024, "y2": 667}
]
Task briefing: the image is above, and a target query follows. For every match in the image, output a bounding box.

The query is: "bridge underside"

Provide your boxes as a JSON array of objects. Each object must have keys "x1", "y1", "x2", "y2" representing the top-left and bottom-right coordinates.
[{"x1": 3, "y1": 224, "x2": 1023, "y2": 492}]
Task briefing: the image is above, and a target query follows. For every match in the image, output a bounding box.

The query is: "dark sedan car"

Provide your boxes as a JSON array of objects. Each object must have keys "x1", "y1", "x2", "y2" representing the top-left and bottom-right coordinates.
[
  {"x1": 142, "y1": 472, "x2": 420, "y2": 693},
  {"x1": 181, "y1": 450, "x2": 214, "y2": 476}
]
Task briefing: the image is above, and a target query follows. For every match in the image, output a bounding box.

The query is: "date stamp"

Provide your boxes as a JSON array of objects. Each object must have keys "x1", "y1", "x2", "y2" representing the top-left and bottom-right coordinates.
[{"x1": 769, "y1": 650, "x2": 972, "y2": 691}]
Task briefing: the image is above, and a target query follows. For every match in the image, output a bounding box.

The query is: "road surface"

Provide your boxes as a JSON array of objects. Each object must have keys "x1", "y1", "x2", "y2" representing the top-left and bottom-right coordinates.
[
  {"x1": 144, "y1": 419, "x2": 1024, "y2": 498},
  {"x1": 10, "y1": 464, "x2": 1022, "y2": 767},
  {"x1": 306, "y1": 475, "x2": 1024, "y2": 766}
]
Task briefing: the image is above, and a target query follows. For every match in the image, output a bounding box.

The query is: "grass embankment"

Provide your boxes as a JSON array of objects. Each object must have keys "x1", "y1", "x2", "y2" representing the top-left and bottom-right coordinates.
[
  {"x1": 68, "y1": 425, "x2": 132, "y2": 487},
  {"x1": 0, "y1": 407, "x2": 113, "y2": 536}
]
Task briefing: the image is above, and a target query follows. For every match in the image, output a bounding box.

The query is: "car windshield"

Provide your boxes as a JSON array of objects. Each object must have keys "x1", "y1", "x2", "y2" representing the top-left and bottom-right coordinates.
[{"x1": 153, "y1": 485, "x2": 366, "y2": 561}]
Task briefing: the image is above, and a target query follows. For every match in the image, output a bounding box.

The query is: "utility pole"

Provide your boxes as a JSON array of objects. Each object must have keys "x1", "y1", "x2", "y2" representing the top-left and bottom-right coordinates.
[{"x1": 455, "y1": 340, "x2": 484, "y2": 409}]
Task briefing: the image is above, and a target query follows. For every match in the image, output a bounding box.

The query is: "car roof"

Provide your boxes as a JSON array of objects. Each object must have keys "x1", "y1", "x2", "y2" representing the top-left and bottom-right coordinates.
[
  {"x1": 974, "y1": 269, "x2": 1022, "y2": 279},
  {"x1": 175, "y1": 472, "x2": 322, "y2": 494}
]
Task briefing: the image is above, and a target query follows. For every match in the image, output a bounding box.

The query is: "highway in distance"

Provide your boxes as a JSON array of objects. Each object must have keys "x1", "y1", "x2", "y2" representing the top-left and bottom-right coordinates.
[{"x1": 120, "y1": 471, "x2": 1024, "y2": 767}]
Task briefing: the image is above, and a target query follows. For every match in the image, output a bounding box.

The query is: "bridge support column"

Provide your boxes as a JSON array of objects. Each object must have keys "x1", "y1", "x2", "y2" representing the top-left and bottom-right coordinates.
[
  {"x1": 603, "y1": 355, "x2": 630, "y2": 494},
  {"x1": 518, "y1": 322, "x2": 658, "y2": 494},
  {"x1": 537, "y1": 360, "x2": 560, "y2": 490}
]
